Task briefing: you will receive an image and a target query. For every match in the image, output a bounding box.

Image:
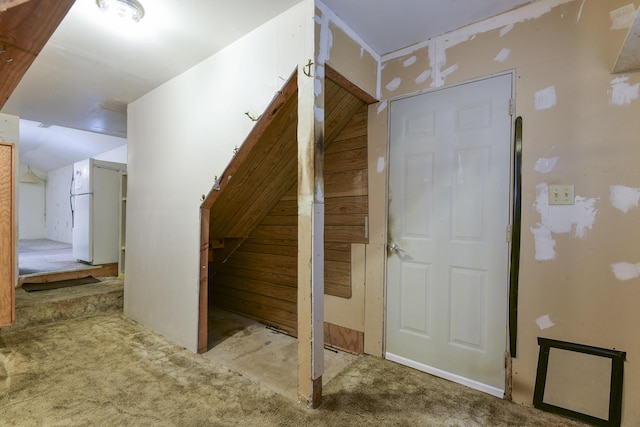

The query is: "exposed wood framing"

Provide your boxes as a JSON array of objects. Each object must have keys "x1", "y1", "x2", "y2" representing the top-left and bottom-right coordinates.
[{"x1": 0, "y1": 0, "x2": 75, "y2": 108}]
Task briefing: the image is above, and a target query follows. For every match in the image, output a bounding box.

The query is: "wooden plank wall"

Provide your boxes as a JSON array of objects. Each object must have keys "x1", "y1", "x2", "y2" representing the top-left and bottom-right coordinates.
[{"x1": 211, "y1": 104, "x2": 369, "y2": 337}]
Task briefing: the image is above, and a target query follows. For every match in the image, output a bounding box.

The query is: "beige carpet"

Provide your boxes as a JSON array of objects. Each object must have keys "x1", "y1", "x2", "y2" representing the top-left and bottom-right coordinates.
[{"x1": 0, "y1": 312, "x2": 586, "y2": 426}]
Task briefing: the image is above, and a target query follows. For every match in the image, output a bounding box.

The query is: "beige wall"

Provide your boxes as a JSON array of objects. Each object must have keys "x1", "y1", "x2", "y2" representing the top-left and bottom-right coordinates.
[{"x1": 371, "y1": 0, "x2": 640, "y2": 423}]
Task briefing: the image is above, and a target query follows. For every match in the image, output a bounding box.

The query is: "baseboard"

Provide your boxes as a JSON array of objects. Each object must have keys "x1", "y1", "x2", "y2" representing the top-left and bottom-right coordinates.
[{"x1": 385, "y1": 352, "x2": 505, "y2": 398}]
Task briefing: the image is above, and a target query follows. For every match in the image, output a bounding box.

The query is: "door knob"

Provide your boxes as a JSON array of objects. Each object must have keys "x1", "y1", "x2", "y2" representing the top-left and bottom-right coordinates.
[{"x1": 389, "y1": 243, "x2": 401, "y2": 254}]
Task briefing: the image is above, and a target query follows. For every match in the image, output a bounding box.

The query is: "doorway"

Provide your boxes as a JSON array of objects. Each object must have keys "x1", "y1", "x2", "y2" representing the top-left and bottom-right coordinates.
[{"x1": 386, "y1": 74, "x2": 513, "y2": 397}]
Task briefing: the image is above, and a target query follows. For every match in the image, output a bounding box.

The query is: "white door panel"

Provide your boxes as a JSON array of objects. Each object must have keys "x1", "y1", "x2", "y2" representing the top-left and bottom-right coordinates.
[{"x1": 386, "y1": 74, "x2": 512, "y2": 396}]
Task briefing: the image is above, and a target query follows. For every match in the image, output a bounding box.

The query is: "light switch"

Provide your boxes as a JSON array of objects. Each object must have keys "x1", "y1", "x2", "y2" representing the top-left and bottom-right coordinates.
[{"x1": 548, "y1": 184, "x2": 574, "y2": 205}]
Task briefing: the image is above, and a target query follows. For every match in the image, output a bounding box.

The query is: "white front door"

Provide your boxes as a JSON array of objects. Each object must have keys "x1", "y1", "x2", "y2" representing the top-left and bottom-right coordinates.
[{"x1": 386, "y1": 74, "x2": 512, "y2": 397}]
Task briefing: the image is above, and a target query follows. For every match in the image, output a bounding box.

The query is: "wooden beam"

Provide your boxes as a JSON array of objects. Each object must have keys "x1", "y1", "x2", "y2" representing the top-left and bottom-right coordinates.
[
  {"x1": 0, "y1": 0, "x2": 32, "y2": 11},
  {"x1": 18, "y1": 263, "x2": 118, "y2": 286},
  {"x1": 0, "y1": 0, "x2": 75, "y2": 108},
  {"x1": 297, "y1": 0, "x2": 324, "y2": 408}
]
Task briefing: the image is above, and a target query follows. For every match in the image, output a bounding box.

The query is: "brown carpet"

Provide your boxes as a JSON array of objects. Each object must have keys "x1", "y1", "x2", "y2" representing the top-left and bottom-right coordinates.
[{"x1": 0, "y1": 313, "x2": 585, "y2": 426}]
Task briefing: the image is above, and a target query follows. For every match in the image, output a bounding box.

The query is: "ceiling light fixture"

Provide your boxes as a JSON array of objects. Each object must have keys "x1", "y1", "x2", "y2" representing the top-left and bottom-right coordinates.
[{"x1": 96, "y1": 0, "x2": 145, "y2": 24}]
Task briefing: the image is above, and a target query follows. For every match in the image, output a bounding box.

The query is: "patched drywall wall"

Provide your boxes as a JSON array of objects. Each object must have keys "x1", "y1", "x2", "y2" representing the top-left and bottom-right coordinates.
[
  {"x1": 126, "y1": 3, "x2": 306, "y2": 351},
  {"x1": 317, "y1": 1, "x2": 379, "y2": 100},
  {"x1": 372, "y1": 0, "x2": 640, "y2": 423}
]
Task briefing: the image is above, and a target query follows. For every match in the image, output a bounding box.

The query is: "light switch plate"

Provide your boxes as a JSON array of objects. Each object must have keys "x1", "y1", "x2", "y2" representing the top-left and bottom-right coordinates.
[{"x1": 548, "y1": 184, "x2": 574, "y2": 205}]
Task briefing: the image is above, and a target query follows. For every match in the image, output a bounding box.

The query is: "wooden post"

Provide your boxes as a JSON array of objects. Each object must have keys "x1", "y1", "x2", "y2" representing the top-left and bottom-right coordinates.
[{"x1": 297, "y1": 0, "x2": 324, "y2": 408}]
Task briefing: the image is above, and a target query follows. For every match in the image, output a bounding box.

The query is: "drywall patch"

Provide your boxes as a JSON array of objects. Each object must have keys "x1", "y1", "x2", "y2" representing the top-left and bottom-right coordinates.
[
  {"x1": 386, "y1": 77, "x2": 402, "y2": 92},
  {"x1": 377, "y1": 100, "x2": 388, "y2": 115},
  {"x1": 611, "y1": 262, "x2": 640, "y2": 281},
  {"x1": 536, "y1": 315, "x2": 555, "y2": 330},
  {"x1": 415, "y1": 69, "x2": 431, "y2": 84},
  {"x1": 610, "y1": 185, "x2": 640, "y2": 213},
  {"x1": 381, "y1": 0, "x2": 573, "y2": 88},
  {"x1": 609, "y1": 76, "x2": 639, "y2": 105},
  {"x1": 534, "y1": 157, "x2": 559, "y2": 173},
  {"x1": 577, "y1": 0, "x2": 586, "y2": 22},
  {"x1": 403, "y1": 56, "x2": 417, "y2": 67},
  {"x1": 494, "y1": 48, "x2": 511, "y2": 62},
  {"x1": 500, "y1": 24, "x2": 514, "y2": 37},
  {"x1": 316, "y1": 11, "x2": 333, "y2": 64},
  {"x1": 530, "y1": 183, "x2": 598, "y2": 260},
  {"x1": 535, "y1": 86, "x2": 557, "y2": 110},
  {"x1": 377, "y1": 157, "x2": 385, "y2": 173},
  {"x1": 531, "y1": 225, "x2": 556, "y2": 260},
  {"x1": 610, "y1": 4, "x2": 637, "y2": 30},
  {"x1": 441, "y1": 64, "x2": 458, "y2": 80}
]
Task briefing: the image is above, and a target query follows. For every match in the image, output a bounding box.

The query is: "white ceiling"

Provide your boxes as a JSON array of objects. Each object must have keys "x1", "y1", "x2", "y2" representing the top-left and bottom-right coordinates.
[
  {"x1": 321, "y1": 0, "x2": 532, "y2": 55},
  {"x1": 2, "y1": 0, "x2": 534, "y2": 172}
]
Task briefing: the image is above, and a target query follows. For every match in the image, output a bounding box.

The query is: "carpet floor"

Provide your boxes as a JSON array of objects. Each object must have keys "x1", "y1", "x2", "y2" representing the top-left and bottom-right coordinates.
[{"x1": 0, "y1": 313, "x2": 585, "y2": 426}]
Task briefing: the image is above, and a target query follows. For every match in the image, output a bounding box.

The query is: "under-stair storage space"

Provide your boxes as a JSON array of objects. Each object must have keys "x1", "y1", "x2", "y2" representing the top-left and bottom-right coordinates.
[{"x1": 201, "y1": 69, "x2": 374, "y2": 353}]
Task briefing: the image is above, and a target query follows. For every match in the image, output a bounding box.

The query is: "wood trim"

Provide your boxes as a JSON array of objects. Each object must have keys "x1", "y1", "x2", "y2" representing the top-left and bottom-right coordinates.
[
  {"x1": 198, "y1": 208, "x2": 210, "y2": 353},
  {"x1": 0, "y1": 142, "x2": 15, "y2": 327},
  {"x1": 18, "y1": 263, "x2": 118, "y2": 286},
  {"x1": 0, "y1": 0, "x2": 33, "y2": 11}
]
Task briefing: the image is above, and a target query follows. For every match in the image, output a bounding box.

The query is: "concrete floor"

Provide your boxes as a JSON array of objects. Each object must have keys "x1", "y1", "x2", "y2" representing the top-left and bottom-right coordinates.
[
  {"x1": 205, "y1": 308, "x2": 359, "y2": 401},
  {"x1": 18, "y1": 238, "x2": 90, "y2": 275}
]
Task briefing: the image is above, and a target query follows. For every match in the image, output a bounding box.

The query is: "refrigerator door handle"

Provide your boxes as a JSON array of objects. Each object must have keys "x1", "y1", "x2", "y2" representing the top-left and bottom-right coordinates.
[{"x1": 70, "y1": 168, "x2": 75, "y2": 228}]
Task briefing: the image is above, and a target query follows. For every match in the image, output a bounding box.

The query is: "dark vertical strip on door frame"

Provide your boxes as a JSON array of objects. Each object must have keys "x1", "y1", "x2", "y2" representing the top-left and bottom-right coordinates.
[{"x1": 509, "y1": 116, "x2": 523, "y2": 358}]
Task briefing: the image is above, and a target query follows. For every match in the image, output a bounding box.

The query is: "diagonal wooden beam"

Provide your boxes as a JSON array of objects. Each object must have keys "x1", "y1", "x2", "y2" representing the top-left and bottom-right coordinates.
[
  {"x1": 0, "y1": 0, "x2": 32, "y2": 12},
  {"x1": 0, "y1": 0, "x2": 75, "y2": 108}
]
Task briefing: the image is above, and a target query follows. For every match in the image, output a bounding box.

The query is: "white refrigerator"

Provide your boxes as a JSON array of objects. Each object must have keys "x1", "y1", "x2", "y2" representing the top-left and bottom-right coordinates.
[{"x1": 70, "y1": 158, "x2": 126, "y2": 265}]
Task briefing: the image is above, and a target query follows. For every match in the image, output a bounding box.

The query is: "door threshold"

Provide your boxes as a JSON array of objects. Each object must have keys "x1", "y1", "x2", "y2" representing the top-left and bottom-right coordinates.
[{"x1": 385, "y1": 352, "x2": 504, "y2": 399}]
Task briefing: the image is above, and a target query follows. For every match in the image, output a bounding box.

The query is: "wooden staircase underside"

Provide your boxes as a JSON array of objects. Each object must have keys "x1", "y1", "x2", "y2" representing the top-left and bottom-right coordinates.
[
  {"x1": 0, "y1": 0, "x2": 75, "y2": 108},
  {"x1": 202, "y1": 67, "x2": 375, "y2": 270},
  {"x1": 199, "y1": 66, "x2": 376, "y2": 349}
]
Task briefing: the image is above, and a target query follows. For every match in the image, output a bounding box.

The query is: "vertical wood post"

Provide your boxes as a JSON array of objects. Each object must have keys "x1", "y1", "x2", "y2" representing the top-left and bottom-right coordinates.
[{"x1": 297, "y1": 0, "x2": 325, "y2": 408}]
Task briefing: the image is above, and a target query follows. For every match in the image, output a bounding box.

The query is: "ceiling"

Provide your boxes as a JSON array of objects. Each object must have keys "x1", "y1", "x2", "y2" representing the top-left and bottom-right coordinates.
[{"x1": 2, "y1": 0, "x2": 533, "y2": 172}]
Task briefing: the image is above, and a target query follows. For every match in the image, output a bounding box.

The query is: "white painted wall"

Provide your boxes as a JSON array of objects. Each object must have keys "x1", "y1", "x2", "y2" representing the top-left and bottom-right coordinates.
[
  {"x1": 17, "y1": 163, "x2": 46, "y2": 239},
  {"x1": 45, "y1": 165, "x2": 73, "y2": 244},
  {"x1": 93, "y1": 145, "x2": 127, "y2": 163},
  {"x1": 126, "y1": 3, "x2": 305, "y2": 351}
]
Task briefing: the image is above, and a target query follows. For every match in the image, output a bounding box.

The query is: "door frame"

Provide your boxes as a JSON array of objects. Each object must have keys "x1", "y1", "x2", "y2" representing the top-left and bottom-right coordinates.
[{"x1": 382, "y1": 70, "x2": 517, "y2": 397}]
